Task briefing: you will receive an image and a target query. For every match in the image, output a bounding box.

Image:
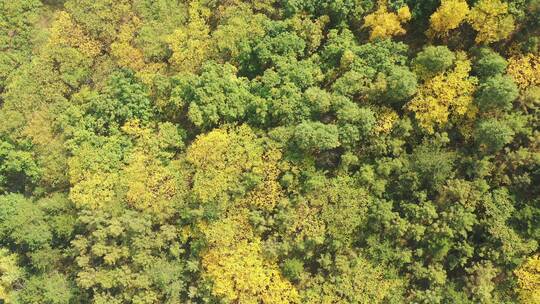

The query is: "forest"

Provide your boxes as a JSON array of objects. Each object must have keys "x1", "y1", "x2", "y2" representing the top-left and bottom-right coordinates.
[{"x1": 0, "y1": 0, "x2": 539, "y2": 303}]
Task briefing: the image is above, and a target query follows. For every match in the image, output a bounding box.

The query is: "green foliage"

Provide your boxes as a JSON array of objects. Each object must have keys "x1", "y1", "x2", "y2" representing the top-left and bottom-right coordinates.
[
  {"x1": 183, "y1": 62, "x2": 257, "y2": 130},
  {"x1": 0, "y1": 141, "x2": 40, "y2": 194},
  {"x1": 475, "y1": 118, "x2": 515, "y2": 152},
  {"x1": 385, "y1": 65, "x2": 418, "y2": 102},
  {"x1": 16, "y1": 272, "x2": 73, "y2": 304},
  {"x1": 476, "y1": 75, "x2": 519, "y2": 111},
  {"x1": 301, "y1": 252, "x2": 404, "y2": 303},
  {"x1": 0, "y1": 194, "x2": 52, "y2": 251},
  {"x1": 0, "y1": 0, "x2": 42, "y2": 91},
  {"x1": 293, "y1": 121, "x2": 340, "y2": 151},
  {"x1": 413, "y1": 45, "x2": 456, "y2": 79},
  {"x1": 474, "y1": 49, "x2": 508, "y2": 78},
  {"x1": 78, "y1": 70, "x2": 154, "y2": 135},
  {"x1": 282, "y1": 258, "x2": 304, "y2": 281},
  {"x1": 72, "y1": 209, "x2": 195, "y2": 303}
]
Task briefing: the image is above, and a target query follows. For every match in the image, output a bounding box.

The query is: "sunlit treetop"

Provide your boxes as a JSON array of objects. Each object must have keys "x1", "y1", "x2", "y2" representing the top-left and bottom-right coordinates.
[
  {"x1": 363, "y1": 0, "x2": 411, "y2": 41},
  {"x1": 468, "y1": 0, "x2": 515, "y2": 44},
  {"x1": 428, "y1": 0, "x2": 470, "y2": 38}
]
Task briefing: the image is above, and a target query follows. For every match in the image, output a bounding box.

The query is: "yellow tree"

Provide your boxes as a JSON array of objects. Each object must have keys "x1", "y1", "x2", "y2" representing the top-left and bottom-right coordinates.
[
  {"x1": 0, "y1": 249, "x2": 23, "y2": 303},
  {"x1": 507, "y1": 53, "x2": 540, "y2": 90},
  {"x1": 238, "y1": 149, "x2": 285, "y2": 212},
  {"x1": 428, "y1": 0, "x2": 470, "y2": 38},
  {"x1": 166, "y1": 2, "x2": 211, "y2": 73},
  {"x1": 68, "y1": 142, "x2": 122, "y2": 210},
  {"x1": 468, "y1": 0, "x2": 515, "y2": 44},
  {"x1": 374, "y1": 107, "x2": 399, "y2": 134},
  {"x1": 515, "y1": 255, "x2": 540, "y2": 304},
  {"x1": 110, "y1": 16, "x2": 165, "y2": 83},
  {"x1": 201, "y1": 212, "x2": 300, "y2": 304},
  {"x1": 407, "y1": 52, "x2": 478, "y2": 133},
  {"x1": 21, "y1": 108, "x2": 69, "y2": 191},
  {"x1": 48, "y1": 11, "x2": 102, "y2": 59},
  {"x1": 120, "y1": 121, "x2": 187, "y2": 220},
  {"x1": 301, "y1": 252, "x2": 403, "y2": 303},
  {"x1": 64, "y1": 0, "x2": 132, "y2": 44},
  {"x1": 363, "y1": 0, "x2": 411, "y2": 41},
  {"x1": 210, "y1": 5, "x2": 267, "y2": 64},
  {"x1": 185, "y1": 125, "x2": 265, "y2": 207}
]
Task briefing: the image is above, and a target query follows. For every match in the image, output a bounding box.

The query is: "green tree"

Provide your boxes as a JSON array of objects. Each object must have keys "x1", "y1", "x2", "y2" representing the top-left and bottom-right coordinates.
[
  {"x1": 0, "y1": 194, "x2": 52, "y2": 251},
  {"x1": 475, "y1": 75, "x2": 519, "y2": 111},
  {"x1": 475, "y1": 118, "x2": 515, "y2": 152},
  {"x1": 474, "y1": 49, "x2": 508, "y2": 78},
  {"x1": 182, "y1": 62, "x2": 256, "y2": 130},
  {"x1": 293, "y1": 121, "x2": 340, "y2": 152},
  {"x1": 16, "y1": 273, "x2": 73, "y2": 304},
  {"x1": 0, "y1": 0, "x2": 42, "y2": 91},
  {"x1": 413, "y1": 45, "x2": 456, "y2": 79},
  {"x1": 385, "y1": 66, "x2": 418, "y2": 102}
]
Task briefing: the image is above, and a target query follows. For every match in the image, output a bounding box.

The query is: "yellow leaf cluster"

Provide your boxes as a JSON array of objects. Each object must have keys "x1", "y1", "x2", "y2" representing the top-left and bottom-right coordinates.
[
  {"x1": 186, "y1": 125, "x2": 265, "y2": 205},
  {"x1": 363, "y1": 0, "x2": 411, "y2": 41},
  {"x1": 397, "y1": 6, "x2": 412, "y2": 22},
  {"x1": 201, "y1": 214, "x2": 299, "y2": 303},
  {"x1": 110, "y1": 16, "x2": 164, "y2": 84},
  {"x1": 122, "y1": 151, "x2": 180, "y2": 217},
  {"x1": 407, "y1": 53, "x2": 477, "y2": 133},
  {"x1": 515, "y1": 255, "x2": 540, "y2": 304},
  {"x1": 49, "y1": 11, "x2": 102, "y2": 59},
  {"x1": 302, "y1": 252, "x2": 402, "y2": 304},
  {"x1": 286, "y1": 200, "x2": 326, "y2": 245},
  {"x1": 428, "y1": 0, "x2": 470, "y2": 38},
  {"x1": 69, "y1": 122, "x2": 186, "y2": 212},
  {"x1": 22, "y1": 109, "x2": 69, "y2": 189},
  {"x1": 374, "y1": 107, "x2": 399, "y2": 134},
  {"x1": 120, "y1": 121, "x2": 186, "y2": 218},
  {"x1": 507, "y1": 53, "x2": 540, "y2": 90},
  {"x1": 468, "y1": 0, "x2": 515, "y2": 44},
  {"x1": 167, "y1": 3, "x2": 211, "y2": 73},
  {"x1": 239, "y1": 149, "x2": 285, "y2": 211},
  {"x1": 68, "y1": 146, "x2": 119, "y2": 210},
  {"x1": 0, "y1": 249, "x2": 23, "y2": 304}
]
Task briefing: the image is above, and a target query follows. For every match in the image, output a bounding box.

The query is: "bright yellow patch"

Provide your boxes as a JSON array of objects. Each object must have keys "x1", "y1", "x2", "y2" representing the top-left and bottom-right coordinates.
[
  {"x1": 428, "y1": 0, "x2": 470, "y2": 37},
  {"x1": 407, "y1": 52, "x2": 477, "y2": 133},
  {"x1": 363, "y1": 0, "x2": 411, "y2": 40},
  {"x1": 515, "y1": 255, "x2": 540, "y2": 304},
  {"x1": 507, "y1": 53, "x2": 540, "y2": 90}
]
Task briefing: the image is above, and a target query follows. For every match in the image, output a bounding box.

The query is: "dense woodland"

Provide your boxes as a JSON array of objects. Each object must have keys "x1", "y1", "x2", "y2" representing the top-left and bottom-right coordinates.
[{"x1": 0, "y1": 0, "x2": 540, "y2": 303}]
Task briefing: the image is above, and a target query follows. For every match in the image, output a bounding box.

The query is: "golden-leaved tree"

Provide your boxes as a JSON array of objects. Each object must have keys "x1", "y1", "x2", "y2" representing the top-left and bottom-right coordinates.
[
  {"x1": 120, "y1": 121, "x2": 187, "y2": 219},
  {"x1": 428, "y1": 0, "x2": 470, "y2": 38},
  {"x1": 363, "y1": 0, "x2": 411, "y2": 41},
  {"x1": 200, "y1": 212, "x2": 300, "y2": 304},
  {"x1": 110, "y1": 16, "x2": 165, "y2": 83},
  {"x1": 407, "y1": 52, "x2": 478, "y2": 133},
  {"x1": 0, "y1": 249, "x2": 23, "y2": 303},
  {"x1": 507, "y1": 53, "x2": 540, "y2": 90},
  {"x1": 468, "y1": 0, "x2": 515, "y2": 44},
  {"x1": 166, "y1": 2, "x2": 211, "y2": 73},
  {"x1": 515, "y1": 255, "x2": 540, "y2": 304},
  {"x1": 185, "y1": 125, "x2": 265, "y2": 207}
]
